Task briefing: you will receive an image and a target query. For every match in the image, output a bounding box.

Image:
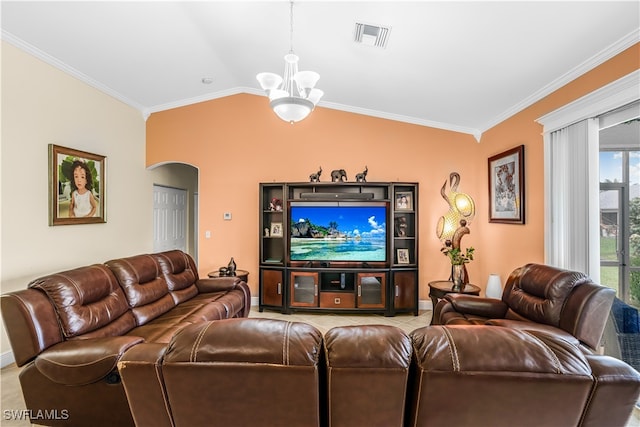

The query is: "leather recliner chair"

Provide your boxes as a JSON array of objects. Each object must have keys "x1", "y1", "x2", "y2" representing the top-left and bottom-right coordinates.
[{"x1": 433, "y1": 263, "x2": 615, "y2": 352}]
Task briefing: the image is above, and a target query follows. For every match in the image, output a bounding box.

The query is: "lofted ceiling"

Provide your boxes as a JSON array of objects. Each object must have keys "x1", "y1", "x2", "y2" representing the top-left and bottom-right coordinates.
[{"x1": 1, "y1": 1, "x2": 639, "y2": 140}]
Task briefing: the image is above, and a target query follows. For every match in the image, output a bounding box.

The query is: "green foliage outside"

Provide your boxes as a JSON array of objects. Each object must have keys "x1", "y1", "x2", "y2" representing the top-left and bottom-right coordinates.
[
  {"x1": 601, "y1": 198, "x2": 640, "y2": 306},
  {"x1": 628, "y1": 198, "x2": 640, "y2": 304}
]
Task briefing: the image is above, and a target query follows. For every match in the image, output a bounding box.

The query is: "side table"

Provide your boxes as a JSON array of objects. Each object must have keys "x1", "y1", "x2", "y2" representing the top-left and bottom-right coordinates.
[
  {"x1": 208, "y1": 269, "x2": 249, "y2": 284},
  {"x1": 428, "y1": 280, "x2": 480, "y2": 325}
]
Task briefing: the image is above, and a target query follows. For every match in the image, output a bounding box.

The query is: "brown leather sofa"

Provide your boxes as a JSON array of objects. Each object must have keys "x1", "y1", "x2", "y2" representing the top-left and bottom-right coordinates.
[
  {"x1": 433, "y1": 263, "x2": 615, "y2": 353},
  {"x1": 0, "y1": 250, "x2": 250, "y2": 427},
  {"x1": 118, "y1": 319, "x2": 640, "y2": 427}
]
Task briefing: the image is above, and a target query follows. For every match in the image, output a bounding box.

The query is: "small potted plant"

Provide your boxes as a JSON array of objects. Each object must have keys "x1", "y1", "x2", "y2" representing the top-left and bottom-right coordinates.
[{"x1": 441, "y1": 245, "x2": 475, "y2": 290}]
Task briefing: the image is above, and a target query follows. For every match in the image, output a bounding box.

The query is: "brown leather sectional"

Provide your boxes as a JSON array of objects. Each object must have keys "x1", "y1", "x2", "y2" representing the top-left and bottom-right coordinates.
[
  {"x1": 118, "y1": 318, "x2": 640, "y2": 427},
  {"x1": 2, "y1": 259, "x2": 640, "y2": 427},
  {"x1": 0, "y1": 250, "x2": 250, "y2": 426}
]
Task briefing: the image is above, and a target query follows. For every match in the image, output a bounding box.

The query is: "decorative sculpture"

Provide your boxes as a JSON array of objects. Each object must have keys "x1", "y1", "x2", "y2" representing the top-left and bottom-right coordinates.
[
  {"x1": 355, "y1": 166, "x2": 368, "y2": 183},
  {"x1": 436, "y1": 172, "x2": 476, "y2": 286},
  {"x1": 309, "y1": 166, "x2": 322, "y2": 182},
  {"x1": 330, "y1": 169, "x2": 347, "y2": 182}
]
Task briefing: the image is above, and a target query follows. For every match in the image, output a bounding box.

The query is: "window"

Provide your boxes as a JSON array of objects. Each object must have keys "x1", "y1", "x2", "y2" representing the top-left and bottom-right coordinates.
[{"x1": 599, "y1": 118, "x2": 640, "y2": 304}]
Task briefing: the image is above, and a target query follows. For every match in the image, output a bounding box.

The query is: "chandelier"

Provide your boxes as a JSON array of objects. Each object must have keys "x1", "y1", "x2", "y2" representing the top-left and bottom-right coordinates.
[{"x1": 256, "y1": 1, "x2": 323, "y2": 123}]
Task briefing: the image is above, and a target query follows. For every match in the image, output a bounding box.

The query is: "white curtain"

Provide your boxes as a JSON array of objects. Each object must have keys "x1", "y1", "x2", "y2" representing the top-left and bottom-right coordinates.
[
  {"x1": 538, "y1": 70, "x2": 638, "y2": 278},
  {"x1": 544, "y1": 119, "x2": 600, "y2": 276}
]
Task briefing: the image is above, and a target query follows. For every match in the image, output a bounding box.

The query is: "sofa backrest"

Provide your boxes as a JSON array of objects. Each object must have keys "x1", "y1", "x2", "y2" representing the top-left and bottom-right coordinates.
[
  {"x1": 152, "y1": 250, "x2": 199, "y2": 304},
  {"x1": 105, "y1": 254, "x2": 176, "y2": 326},
  {"x1": 502, "y1": 263, "x2": 614, "y2": 350},
  {"x1": 28, "y1": 264, "x2": 136, "y2": 340}
]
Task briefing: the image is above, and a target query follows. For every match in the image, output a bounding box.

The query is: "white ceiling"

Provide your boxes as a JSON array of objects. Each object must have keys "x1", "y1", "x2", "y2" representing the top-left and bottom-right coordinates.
[{"x1": 2, "y1": 1, "x2": 639, "y2": 139}]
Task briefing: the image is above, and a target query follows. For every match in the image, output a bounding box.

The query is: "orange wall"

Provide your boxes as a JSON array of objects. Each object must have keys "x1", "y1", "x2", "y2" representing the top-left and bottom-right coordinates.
[{"x1": 147, "y1": 43, "x2": 638, "y2": 300}]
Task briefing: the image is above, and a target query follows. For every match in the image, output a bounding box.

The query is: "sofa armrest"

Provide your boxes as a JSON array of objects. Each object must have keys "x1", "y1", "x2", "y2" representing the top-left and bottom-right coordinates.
[
  {"x1": 444, "y1": 294, "x2": 509, "y2": 318},
  {"x1": 581, "y1": 354, "x2": 640, "y2": 427},
  {"x1": 1, "y1": 289, "x2": 63, "y2": 366},
  {"x1": 34, "y1": 336, "x2": 143, "y2": 386},
  {"x1": 196, "y1": 277, "x2": 251, "y2": 317},
  {"x1": 196, "y1": 276, "x2": 242, "y2": 293}
]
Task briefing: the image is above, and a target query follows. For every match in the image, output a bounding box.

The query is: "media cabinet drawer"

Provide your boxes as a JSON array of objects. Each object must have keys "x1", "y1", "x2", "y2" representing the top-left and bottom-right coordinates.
[{"x1": 320, "y1": 292, "x2": 355, "y2": 308}]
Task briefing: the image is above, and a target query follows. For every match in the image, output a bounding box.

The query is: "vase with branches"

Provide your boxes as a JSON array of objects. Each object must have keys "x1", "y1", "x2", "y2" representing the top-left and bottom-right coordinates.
[{"x1": 441, "y1": 245, "x2": 475, "y2": 290}]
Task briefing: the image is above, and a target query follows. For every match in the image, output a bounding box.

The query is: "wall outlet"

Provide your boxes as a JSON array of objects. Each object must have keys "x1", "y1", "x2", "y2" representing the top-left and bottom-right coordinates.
[{"x1": 223, "y1": 212, "x2": 232, "y2": 220}]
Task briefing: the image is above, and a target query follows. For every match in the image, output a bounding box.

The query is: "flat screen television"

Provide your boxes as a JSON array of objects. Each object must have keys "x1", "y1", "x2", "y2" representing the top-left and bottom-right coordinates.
[{"x1": 289, "y1": 201, "x2": 388, "y2": 263}]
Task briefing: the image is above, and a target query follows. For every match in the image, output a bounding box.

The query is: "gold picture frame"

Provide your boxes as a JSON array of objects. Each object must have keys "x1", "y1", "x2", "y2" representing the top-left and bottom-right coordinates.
[{"x1": 49, "y1": 144, "x2": 106, "y2": 226}]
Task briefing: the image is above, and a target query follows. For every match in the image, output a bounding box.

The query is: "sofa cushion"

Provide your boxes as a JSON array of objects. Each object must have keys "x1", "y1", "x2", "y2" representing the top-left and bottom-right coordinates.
[
  {"x1": 29, "y1": 264, "x2": 132, "y2": 339},
  {"x1": 502, "y1": 263, "x2": 588, "y2": 327},
  {"x1": 152, "y1": 250, "x2": 199, "y2": 304},
  {"x1": 611, "y1": 297, "x2": 640, "y2": 334},
  {"x1": 106, "y1": 254, "x2": 176, "y2": 325}
]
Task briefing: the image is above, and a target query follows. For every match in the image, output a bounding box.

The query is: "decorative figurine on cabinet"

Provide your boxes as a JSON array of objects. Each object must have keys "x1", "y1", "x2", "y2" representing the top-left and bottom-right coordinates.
[
  {"x1": 269, "y1": 198, "x2": 283, "y2": 211},
  {"x1": 331, "y1": 169, "x2": 347, "y2": 182},
  {"x1": 355, "y1": 166, "x2": 368, "y2": 183},
  {"x1": 309, "y1": 166, "x2": 322, "y2": 182}
]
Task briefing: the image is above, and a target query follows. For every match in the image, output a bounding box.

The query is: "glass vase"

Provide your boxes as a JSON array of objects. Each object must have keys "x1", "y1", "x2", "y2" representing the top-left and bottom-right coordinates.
[{"x1": 452, "y1": 264, "x2": 465, "y2": 291}]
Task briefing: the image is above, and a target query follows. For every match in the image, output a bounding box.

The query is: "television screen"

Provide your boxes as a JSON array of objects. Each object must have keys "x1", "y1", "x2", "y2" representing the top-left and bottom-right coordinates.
[{"x1": 289, "y1": 203, "x2": 387, "y2": 262}]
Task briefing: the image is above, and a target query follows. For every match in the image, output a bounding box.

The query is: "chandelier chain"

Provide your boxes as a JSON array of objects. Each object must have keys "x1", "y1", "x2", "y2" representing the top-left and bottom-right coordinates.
[{"x1": 289, "y1": 1, "x2": 294, "y2": 53}]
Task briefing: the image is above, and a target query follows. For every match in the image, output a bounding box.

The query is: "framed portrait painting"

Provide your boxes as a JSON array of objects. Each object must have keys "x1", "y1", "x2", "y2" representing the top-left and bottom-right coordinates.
[
  {"x1": 488, "y1": 145, "x2": 525, "y2": 224},
  {"x1": 49, "y1": 144, "x2": 106, "y2": 226}
]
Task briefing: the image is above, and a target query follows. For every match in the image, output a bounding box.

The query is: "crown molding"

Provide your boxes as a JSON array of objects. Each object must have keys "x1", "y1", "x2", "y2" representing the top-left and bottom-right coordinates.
[
  {"x1": 143, "y1": 87, "x2": 249, "y2": 119},
  {"x1": 1, "y1": 29, "x2": 146, "y2": 114},
  {"x1": 481, "y1": 28, "x2": 640, "y2": 134},
  {"x1": 536, "y1": 69, "x2": 640, "y2": 133}
]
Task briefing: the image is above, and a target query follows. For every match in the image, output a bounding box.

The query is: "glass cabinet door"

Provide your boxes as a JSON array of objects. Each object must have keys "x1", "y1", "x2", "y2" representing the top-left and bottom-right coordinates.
[
  {"x1": 290, "y1": 272, "x2": 318, "y2": 307},
  {"x1": 357, "y1": 273, "x2": 386, "y2": 308}
]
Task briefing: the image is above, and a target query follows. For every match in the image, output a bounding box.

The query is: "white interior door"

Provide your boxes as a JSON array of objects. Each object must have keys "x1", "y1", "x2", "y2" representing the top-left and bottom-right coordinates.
[{"x1": 153, "y1": 185, "x2": 187, "y2": 253}]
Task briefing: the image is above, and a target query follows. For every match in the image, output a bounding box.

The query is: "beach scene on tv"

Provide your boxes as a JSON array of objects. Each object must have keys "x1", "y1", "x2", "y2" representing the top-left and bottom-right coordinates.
[{"x1": 290, "y1": 205, "x2": 387, "y2": 261}]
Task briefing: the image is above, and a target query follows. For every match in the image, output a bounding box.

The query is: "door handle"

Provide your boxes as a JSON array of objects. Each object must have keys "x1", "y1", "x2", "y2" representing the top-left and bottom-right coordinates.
[
  {"x1": 395, "y1": 285, "x2": 399, "y2": 297},
  {"x1": 277, "y1": 282, "x2": 282, "y2": 295}
]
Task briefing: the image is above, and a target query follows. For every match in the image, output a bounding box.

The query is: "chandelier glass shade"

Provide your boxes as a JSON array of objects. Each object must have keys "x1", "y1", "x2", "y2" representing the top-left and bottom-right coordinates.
[{"x1": 256, "y1": 3, "x2": 323, "y2": 123}]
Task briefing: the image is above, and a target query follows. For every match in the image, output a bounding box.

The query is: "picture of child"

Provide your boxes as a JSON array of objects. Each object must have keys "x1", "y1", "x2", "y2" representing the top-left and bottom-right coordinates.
[{"x1": 69, "y1": 160, "x2": 98, "y2": 217}]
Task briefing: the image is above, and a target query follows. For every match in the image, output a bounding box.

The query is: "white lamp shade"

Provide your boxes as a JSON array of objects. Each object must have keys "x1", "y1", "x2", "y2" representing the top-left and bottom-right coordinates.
[
  {"x1": 306, "y1": 88, "x2": 324, "y2": 105},
  {"x1": 256, "y1": 73, "x2": 283, "y2": 91},
  {"x1": 485, "y1": 274, "x2": 503, "y2": 299},
  {"x1": 270, "y1": 97, "x2": 314, "y2": 123},
  {"x1": 294, "y1": 71, "x2": 320, "y2": 93}
]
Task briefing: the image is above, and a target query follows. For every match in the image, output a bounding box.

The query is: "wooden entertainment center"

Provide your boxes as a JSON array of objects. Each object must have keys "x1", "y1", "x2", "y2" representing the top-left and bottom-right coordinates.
[{"x1": 259, "y1": 181, "x2": 419, "y2": 316}]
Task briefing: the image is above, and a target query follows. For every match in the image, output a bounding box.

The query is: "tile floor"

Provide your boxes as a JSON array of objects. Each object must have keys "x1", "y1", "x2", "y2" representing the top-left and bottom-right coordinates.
[{"x1": 1, "y1": 308, "x2": 638, "y2": 426}]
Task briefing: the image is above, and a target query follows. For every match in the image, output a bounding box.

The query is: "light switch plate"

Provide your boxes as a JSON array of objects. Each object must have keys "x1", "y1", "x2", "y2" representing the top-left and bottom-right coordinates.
[{"x1": 223, "y1": 212, "x2": 232, "y2": 220}]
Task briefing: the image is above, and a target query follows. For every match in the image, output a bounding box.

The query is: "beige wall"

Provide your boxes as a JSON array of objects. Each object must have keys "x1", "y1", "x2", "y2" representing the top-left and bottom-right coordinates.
[{"x1": 0, "y1": 42, "x2": 154, "y2": 360}]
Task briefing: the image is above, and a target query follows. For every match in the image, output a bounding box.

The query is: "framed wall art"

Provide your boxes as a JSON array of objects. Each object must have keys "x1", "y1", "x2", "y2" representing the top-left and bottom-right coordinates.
[
  {"x1": 488, "y1": 145, "x2": 525, "y2": 224},
  {"x1": 49, "y1": 144, "x2": 106, "y2": 226}
]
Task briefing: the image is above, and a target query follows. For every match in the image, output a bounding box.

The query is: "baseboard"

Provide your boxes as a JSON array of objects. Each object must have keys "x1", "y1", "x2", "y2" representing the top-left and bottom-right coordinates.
[
  {"x1": 1, "y1": 350, "x2": 15, "y2": 368},
  {"x1": 251, "y1": 297, "x2": 432, "y2": 311},
  {"x1": 419, "y1": 299, "x2": 433, "y2": 311}
]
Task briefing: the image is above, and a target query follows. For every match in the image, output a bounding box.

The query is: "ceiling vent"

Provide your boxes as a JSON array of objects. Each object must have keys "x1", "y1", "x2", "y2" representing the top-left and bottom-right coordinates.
[{"x1": 354, "y1": 22, "x2": 391, "y2": 48}]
